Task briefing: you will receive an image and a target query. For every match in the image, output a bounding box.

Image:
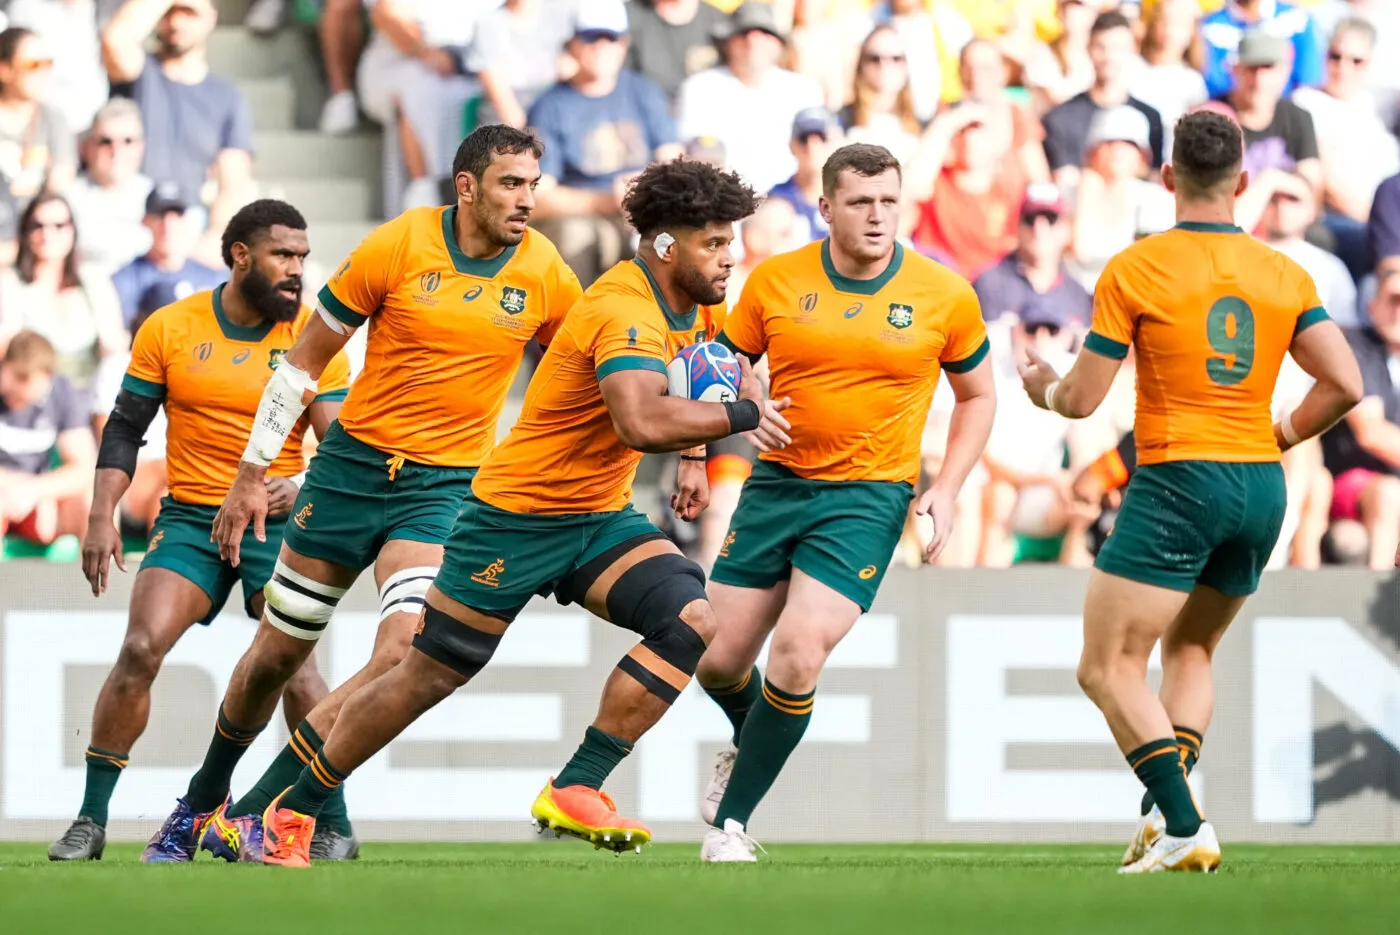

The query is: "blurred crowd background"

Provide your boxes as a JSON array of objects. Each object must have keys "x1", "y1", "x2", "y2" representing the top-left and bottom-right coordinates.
[{"x1": 3, "y1": 0, "x2": 1400, "y2": 579}]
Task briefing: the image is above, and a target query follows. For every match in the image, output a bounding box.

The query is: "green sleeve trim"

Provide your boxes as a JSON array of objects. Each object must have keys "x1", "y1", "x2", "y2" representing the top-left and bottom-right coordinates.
[
  {"x1": 596, "y1": 355, "x2": 668, "y2": 382},
  {"x1": 313, "y1": 388, "x2": 349, "y2": 403},
  {"x1": 942, "y1": 337, "x2": 990, "y2": 374},
  {"x1": 317, "y1": 284, "x2": 369, "y2": 327},
  {"x1": 1084, "y1": 331, "x2": 1130, "y2": 360},
  {"x1": 715, "y1": 329, "x2": 761, "y2": 360},
  {"x1": 120, "y1": 373, "x2": 166, "y2": 398},
  {"x1": 1295, "y1": 306, "x2": 1329, "y2": 336}
]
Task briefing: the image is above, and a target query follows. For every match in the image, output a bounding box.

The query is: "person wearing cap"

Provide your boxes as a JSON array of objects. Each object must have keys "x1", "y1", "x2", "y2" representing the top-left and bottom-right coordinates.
[
  {"x1": 1261, "y1": 168, "x2": 1359, "y2": 326},
  {"x1": 67, "y1": 98, "x2": 154, "y2": 276},
  {"x1": 1042, "y1": 10, "x2": 1166, "y2": 193},
  {"x1": 1200, "y1": 0, "x2": 1323, "y2": 98},
  {"x1": 767, "y1": 107, "x2": 840, "y2": 245},
  {"x1": 625, "y1": 0, "x2": 727, "y2": 102},
  {"x1": 1069, "y1": 104, "x2": 1176, "y2": 288},
  {"x1": 528, "y1": 0, "x2": 680, "y2": 285},
  {"x1": 676, "y1": 2, "x2": 822, "y2": 195},
  {"x1": 684, "y1": 135, "x2": 727, "y2": 168},
  {"x1": 102, "y1": 1, "x2": 254, "y2": 265},
  {"x1": 468, "y1": 0, "x2": 576, "y2": 129},
  {"x1": 110, "y1": 181, "x2": 223, "y2": 330}
]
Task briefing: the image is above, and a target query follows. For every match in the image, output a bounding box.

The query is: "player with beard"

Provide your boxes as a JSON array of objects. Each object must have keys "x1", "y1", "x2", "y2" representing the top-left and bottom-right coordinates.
[
  {"x1": 694, "y1": 144, "x2": 997, "y2": 862},
  {"x1": 255, "y1": 159, "x2": 791, "y2": 867},
  {"x1": 138, "y1": 126, "x2": 585, "y2": 864},
  {"x1": 48, "y1": 200, "x2": 353, "y2": 861}
]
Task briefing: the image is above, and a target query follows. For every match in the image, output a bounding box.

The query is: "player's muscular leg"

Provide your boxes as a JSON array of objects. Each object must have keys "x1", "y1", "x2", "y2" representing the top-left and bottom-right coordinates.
[
  {"x1": 763, "y1": 570, "x2": 862, "y2": 695},
  {"x1": 300, "y1": 539, "x2": 443, "y2": 739},
  {"x1": 247, "y1": 592, "x2": 333, "y2": 730},
  {"x1": 1157, "y1": 585, "x2": 1247, "y2": 736},
  {"x1": 89, "y1": 569, "x2": 210, "y2": 754},
  {"x1": 696, "y1": 581, "x2": 787, "y2": 688}
]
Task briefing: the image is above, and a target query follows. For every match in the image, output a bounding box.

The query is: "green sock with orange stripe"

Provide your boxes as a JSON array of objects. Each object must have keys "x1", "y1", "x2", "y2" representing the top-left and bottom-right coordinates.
[
  {"x1": 79, "y1": 745, "x2": 129, "y2": 827},
  {"x1": 1139, "y1": 725, "x2": 1203, "y2": 816},
  {"x1": 704, "y1": 666, "x2": 762, "y2": 745},
  {"x1": 229, "y1": 720, "x2": 353, "y2": 835},
  {"x1": 714, "y1": 679, "x2": 814, "y2": 829},
  {"x1": 1128, "y1": 737, "x2": 1202, "y2": 838}
]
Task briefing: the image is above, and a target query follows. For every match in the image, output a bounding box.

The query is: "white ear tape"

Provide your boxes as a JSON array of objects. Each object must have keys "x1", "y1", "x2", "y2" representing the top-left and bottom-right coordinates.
[{"x1": 654, "y1": 232, "x2": 675, "y2": 258}]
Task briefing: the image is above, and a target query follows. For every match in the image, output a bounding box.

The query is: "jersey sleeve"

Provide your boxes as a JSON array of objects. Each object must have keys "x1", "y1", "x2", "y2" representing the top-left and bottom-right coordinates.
[
  {"x1": 716, "y1": 276, "x2": 767, "y2": 358},
  {"x1": 536, "y1": 258, "x2": 584, "y2": 349},
  {"x1": 1291, "y1": 265, "x2": 1329, "y2": 337},
  {"x1": 590, "y1": 300, "x2": 669, "y2": 382},
  {"x1": 314, "y1": 349, "x2": 352, "y2": 403},
  {"x1": 940, "y1": 282, "x2": 991, "y2": 374},
  {"x1": 1085, "y1": 258, "x2": 1136, "y2": 360},
  {"x1": 316, "y1": 216, "x2": 406, "y2": 329},
  {"x1": 121, "y1": 310, "x2": 168, "y2": 399}
]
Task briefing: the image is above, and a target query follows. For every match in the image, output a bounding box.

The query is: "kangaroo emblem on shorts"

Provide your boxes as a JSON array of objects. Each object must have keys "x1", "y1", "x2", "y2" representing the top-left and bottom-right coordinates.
[
  {"x1": 293, "y1": 502, "x2": 313, "y2": 530},
  {"x1": 472, "y1": 558, "x2": 505, "y2": 587},
  {"x1": 719, "y1": 530, "x2": 736, "y2": 558},
  {"x1": 147, "y1": 530, "x2": 165, "y2": 552}
]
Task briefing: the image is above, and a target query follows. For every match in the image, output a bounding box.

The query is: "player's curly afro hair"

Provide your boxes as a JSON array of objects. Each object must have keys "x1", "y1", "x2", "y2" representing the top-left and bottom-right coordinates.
[
  {"x1": 220, "y1": 198, "x2": 307, "y2": 268},
  {"x1": 1171, "y1": 111, "x2": 1244, "y2": 195},
  {"x1": 622, "y1": 160, "x2": 760, "y2": 238}
]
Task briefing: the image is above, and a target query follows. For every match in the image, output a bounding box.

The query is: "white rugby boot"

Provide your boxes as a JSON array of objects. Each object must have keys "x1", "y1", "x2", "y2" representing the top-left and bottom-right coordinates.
[
  {"x1": 1119, "y1": 821, "x2": 1221, "y2": 874},
  {"x1": 701, "y1": 819, "x2": 762, "y2": 863},
  {"x1": 1122, "y1": 804, "x2": 1165, "y2": 866},
  {"x1": 700, "y1": 744, "x2": 737, "y2": 826}
]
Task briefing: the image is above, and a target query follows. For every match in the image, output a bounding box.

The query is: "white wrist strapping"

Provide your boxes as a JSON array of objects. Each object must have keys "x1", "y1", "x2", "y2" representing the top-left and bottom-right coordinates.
[
  {"x1": 1043, "y1": 380, "x2": 1061, "y2": 414},
  {"x1": 242, "y1": 362, "x2": 317, "y2": 466},
  {"x1": 1279, "y1": 410, "x2": 1303, "y2": 447},
  {"x1": 289, "y1": 471, "x2": 308, "y2": 488}
]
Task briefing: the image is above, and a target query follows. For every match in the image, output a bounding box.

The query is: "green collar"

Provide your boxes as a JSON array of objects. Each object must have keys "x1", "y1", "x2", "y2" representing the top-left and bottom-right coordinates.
[
  {"x1": 213, "y1": 283, "x2": 274, "y2": 342},
  {"x1": 820, "y1": 239, "x2": 903, "y2": 295},
  {"x1": 1173, "y1": 221, "x2": 1244, "y2": 234},
  {"x1": 442, "y1": 206, "x2": 518, "y2": 277},
  {"x1": 632, "y1": 257, "x2": 698, "y2": 331}
]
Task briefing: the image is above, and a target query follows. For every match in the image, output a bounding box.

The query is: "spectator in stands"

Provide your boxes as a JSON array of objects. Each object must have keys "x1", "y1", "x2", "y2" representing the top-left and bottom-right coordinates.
[
  {"x1": 110, "y1": 181, "x2": 222, "y2": 330},
  {"x1": 530, "y1": 0, "x2": 680, "y2": 285},
  {"x1": 1069, "y1": 105, "x2": 1175, "y2": 288},
  {"x1": 789, "y1": 0, "x2": 879, "y2": 114},
  {"x1": 317, "y1": 0, "x2": 367, "y2": 135},
  {"x1": 677, "y1": 3, "x2": 822, "y2": 195},
  {"x1": 767, "y1": 107, "x2": 839, "y2": 245},
  {"x1": 1200, "y1": 0, "x2": 1323, "y2": 98},
  {"x1": 66, "y1": 98, "x2": 152, "y2": 275},
  {"x1": 1321, "y1": 267, "x2": 1400, "y2": 569},
  {"x1": 1022, "y1": 0, "x2": 1096, "y2": 113},
  {"x1": 0, "y1": 330, "x2": 96, "y2": 545},
  {"x1": 1371, "y1": 173, "x2": 1400, "y2": 267},
  {"x1": 1042, "y1": 11, "x2": 1165, "y2": 192},
  {"x1": 470, "y1": 0, "x2": 573, "y2": 129},
  {"x1": 102, "y1": 0, "x2": 253, "y2": 263},
  {"x1": 974, "y1": 185, "x2": 1091, "y2": 331},
  {"x1": 625, "y1": 0, "x2": 727, "y2": 102},
  {"x1": 0, "y1": 26, "x2": 76, "y2": 203},
  {"x1": 955, "y1": 37, "x2": 1051, "y2": 185},
  {"x1": 684, "y1": 135, "x2": 727, "y2": 169},
  {"x1": 1261, "y1": 169, "x2": 1359, "y2": 326},
  {"x1": 1293, "y1": 17, "x2": 1399, "y2": 282},
  {"x1": 880, "y1": 0, "x2": 972, "y2": 122},
  {"x1": 1129, "y1": 0, "x2": 1207, "y2": 158},
  {"x1": 730, "y1": 197, "x2": 797, "y2": 300},
  {"x1": 839, "y1": 25, "x2": 923, "y2": 166},
  {"x1": 0, "y1": 194, "x2": 124, "y2": 389},
  {"x1": 355, "y1": 0, "x2": 481, "y2": 213},
  {"x1": 908, "y1": 103, "x2": 1023, "y2": 279},
  {"x1": 5, "y1": 0, "x2": 108, "y2": 135}
]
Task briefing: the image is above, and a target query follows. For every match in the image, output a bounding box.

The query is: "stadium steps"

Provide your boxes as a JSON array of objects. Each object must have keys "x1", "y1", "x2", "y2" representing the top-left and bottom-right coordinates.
[
  {"x1": 252, "y1": 130, "x2": 380, "y2": 180},
  {"x1": 306, "y1": 220, "x2": 375, "y2": 266},
  {"x1": 260, "y1": 177, "x2": 375, "y2": 223},
  {"x1": 240, "y1": 76, "x2": 298, "y2": 131}
]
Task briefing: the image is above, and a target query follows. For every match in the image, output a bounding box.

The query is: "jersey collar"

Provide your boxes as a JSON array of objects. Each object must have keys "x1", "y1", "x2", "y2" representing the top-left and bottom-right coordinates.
[
  {"x1": 820, "y1": 238, "x2": 903, "y2": 295},
  {"x1": 632, "y1": 256, "x2": 698, "y2": 331},
  {"x1": 1174, "y1": 221, "x2": 1245, "y2": 234},
  {"x1": 213, "y1": 283, "x2": 275, "y2": 343},
  {"x1": 442, "y1": 206, "x2": 518, "y2": 278}
]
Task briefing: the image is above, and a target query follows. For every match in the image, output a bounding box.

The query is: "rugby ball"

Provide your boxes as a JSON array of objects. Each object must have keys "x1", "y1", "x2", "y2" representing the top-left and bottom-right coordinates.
[{"x1": 667, "y1": 341, "x2": 742, "y2": 403}]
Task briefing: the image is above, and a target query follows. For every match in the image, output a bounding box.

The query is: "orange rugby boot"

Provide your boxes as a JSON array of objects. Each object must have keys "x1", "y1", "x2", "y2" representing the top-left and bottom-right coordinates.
[{"x1": 530, "y1": 779, "x2": 651, "y2": 854}]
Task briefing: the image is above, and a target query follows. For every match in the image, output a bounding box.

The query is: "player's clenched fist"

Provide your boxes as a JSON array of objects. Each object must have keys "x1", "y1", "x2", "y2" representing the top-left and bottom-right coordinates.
[
  {"x1": 736, "y1": 354, "x2": 791, "y2": 452},
  {"x1": 212, "y1": 465, "x2": 270, "y2": 567}
]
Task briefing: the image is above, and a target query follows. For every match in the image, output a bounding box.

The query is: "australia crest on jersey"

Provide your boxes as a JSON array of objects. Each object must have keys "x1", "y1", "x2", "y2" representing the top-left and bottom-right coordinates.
[
  {"x1": 268, "y1": 348, "x2": 288, "y2": 370},
  {"x1": 500, "y1": 286, "x2": 527, "y2": 315},
  {"x1": 887, "y1": 303, "x2": 913, "y2": 329}
]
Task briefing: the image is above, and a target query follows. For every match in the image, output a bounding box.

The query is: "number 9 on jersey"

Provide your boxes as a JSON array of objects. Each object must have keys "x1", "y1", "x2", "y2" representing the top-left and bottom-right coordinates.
[{"x1": 668, "y1": 341, "x2": 742, "y2": 403}]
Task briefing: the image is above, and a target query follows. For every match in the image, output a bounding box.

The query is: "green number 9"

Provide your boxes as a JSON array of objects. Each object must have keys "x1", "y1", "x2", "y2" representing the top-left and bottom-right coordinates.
[{"x1": 1205, "y1": 297, "x2": 1255, "y2": 386}]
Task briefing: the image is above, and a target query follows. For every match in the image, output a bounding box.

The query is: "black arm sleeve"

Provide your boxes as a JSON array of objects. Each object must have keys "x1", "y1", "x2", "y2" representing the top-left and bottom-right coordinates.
[{"x1": 96, "y1": 389, "x2": 162, "y2": 478}]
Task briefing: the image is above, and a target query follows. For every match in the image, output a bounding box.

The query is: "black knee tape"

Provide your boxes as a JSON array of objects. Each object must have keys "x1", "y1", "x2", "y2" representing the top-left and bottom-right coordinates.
[
  {"x1": 411, "y1": 604, "x2": 503, "y2": 679},
  {"x1": 607, "y1": 554, "x2": 709, "y2": 676}
]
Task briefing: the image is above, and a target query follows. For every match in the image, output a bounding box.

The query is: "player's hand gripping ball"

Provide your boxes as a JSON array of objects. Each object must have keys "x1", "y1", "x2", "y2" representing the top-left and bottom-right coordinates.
[{"x1": 668, "y1": 341, "x2": 742, "y2": 403}]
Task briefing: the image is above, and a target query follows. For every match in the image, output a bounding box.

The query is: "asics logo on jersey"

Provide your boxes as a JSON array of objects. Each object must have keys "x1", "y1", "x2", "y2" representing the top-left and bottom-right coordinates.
[
  {"x1": 844, "y1": 303, "x2": 863, "y2": 319},
  {"x1": 501, "y1": 287, "x2": 527, "y2": 315},
  {"x1": 420, "y1": 272, "x2": 441, "y2": 294},
  {"x1": 887, "y1": 304, "x2": 913, "y2": 329},
  {"x1": 472, "y1": 558, "x2": 506, "y2": 587},
  {"x1": 294, "y1": 503, "x2": 313, "y2": 530},
  {"x1": 464, "y1": 285, "x2": 483, "y2": 301},
  {"x1": 858, "y1": 565, "x2": 877, "y2": 580},
  {"x1": 232, "y1": 349, "x2": 251, "y2": 365},
  {"x1": 799, "y1": 292, "x2": 818, "y2": 313}
]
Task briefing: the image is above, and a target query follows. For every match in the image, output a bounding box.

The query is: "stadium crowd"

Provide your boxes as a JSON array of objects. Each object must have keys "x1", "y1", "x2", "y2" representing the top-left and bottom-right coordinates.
[{"x1": 2, "y1": 0, "x2": 1400, "y2": 574}]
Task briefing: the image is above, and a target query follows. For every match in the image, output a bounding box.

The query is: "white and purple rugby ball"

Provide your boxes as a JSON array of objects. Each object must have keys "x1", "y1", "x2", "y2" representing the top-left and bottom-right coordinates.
[{"x1": 667, "y1": 341, "x2": 742, "y2": 403}]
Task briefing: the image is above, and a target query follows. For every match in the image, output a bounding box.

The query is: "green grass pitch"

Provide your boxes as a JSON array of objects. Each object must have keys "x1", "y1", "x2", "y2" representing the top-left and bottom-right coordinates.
[{"x1": 3, "y1": 842, "x2": 1399, "y2": 934}]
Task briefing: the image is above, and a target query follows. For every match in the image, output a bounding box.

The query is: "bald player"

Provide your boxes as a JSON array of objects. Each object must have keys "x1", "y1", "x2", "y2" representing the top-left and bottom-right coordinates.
[
  {"x1": 692, "y1": 143, "x2": 998, "y2": 862},
  {"x1": 1019, "y1": 110, "x2": 1362, "y2": 873},
  {"x1": 142, "y1": 126, "x2": 583, "y2": 864}
]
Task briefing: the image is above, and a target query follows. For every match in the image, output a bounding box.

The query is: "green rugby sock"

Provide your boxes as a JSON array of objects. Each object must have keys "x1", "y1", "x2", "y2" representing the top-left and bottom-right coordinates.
[
  {"x1": 714, "y1": 679, "x2": 813, "y2": 829},
  {"x1": 280, "y1": 752, "x2": 346, "y2": 818},
  {"x1": 79, "y1": 746, "x2": 129, "y2": 827},
  {"x1": 185, "y1": 706, "x2": 265, "y2": 813},
  {"x1": 229, "y1": 720, "x2": 353, "y2": 835},
  {"x1": 704, "y1": 666, "x2": 762, "y2": 745},
  {"x1": 554, "y1": 726, "x2": 633, "y2": 790},
  {"x1": 1140, "y1": 725, "x2": 1203, "y2": 816},
  {"x1": 1129, "y1": 738, "x2": 1202, "y2": 838}
]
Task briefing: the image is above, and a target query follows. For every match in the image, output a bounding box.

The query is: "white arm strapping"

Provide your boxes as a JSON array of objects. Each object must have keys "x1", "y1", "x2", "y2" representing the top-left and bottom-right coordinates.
[
  {"x1": 242, "y1": 361, "x2": 317, "y2": 466},
  {"x1": 1279, "y1": 410, "x2": 1303, "y2": 447},
  {"x1": 316, "y1": 301, "x2": 353, "y2": 336}
]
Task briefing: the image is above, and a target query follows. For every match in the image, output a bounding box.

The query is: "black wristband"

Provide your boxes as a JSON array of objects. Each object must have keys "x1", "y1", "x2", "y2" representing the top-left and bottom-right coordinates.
[
  {"x1": 680, "y1": 454, "x2": 707, "y2": 462},
  {"x1": 724, "y1": 399, "x2": 761, "y2": 434}
]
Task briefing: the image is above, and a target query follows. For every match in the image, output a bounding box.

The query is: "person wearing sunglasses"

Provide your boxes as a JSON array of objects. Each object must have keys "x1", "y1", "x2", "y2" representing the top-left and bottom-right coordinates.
[
  {"x1": 67, "y1": 98, "x2": 153, "y2": 275},
  {"x1": 839, "y1": 25, "x2": 923, "y2": 167},
  {"x1": 0, "y1": 26, "x2": 75, "y2": 205}
]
